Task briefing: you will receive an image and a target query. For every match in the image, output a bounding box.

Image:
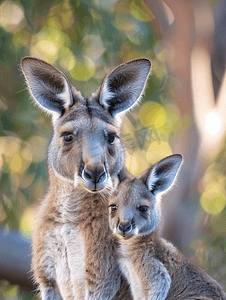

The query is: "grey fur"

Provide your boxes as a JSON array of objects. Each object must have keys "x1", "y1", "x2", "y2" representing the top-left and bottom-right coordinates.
[
  {"x1": 109, "y1": 154, "x2": 226, "y2": 300},
  {"x1": 21, "y1": 57, "x2": 151, "y2": 299},
  {"x1": 42, "y1": 286, "x2": 63, "y2": 300}
]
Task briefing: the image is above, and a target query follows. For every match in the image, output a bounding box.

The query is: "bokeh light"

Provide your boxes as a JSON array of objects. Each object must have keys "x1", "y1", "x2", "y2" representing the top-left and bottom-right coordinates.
[
  {"x1": 200, "y1": 164, "x2": 226, "y2": 215},
  {"x1": 70, "y1": 57, "x2": 96, "y2": 81},
  {"x1": 125, "y1": 150, "x2": 148, "y2": 176},
  {"x1": 59, "y1": 47, "x2": 77, "y2": 71},
  {"x1": 146, "y1": 141, "x2": 172, "y2": 164},
  {"x1": 19, "y1": 207, "x2": 34, "y2": 239},
  {"x1": 82, "y1": 35, "x2": 105, "y2": 61},
  {"x1": 139, "y1": 101, "x2": 166, "y2": 128},
  {"x1": 0, "y1": 0, "x2": 225, "y2": 295},
  {"x1": 0, "y1": 1, "x2": 24, "y2": 33},
  {"x1": 204, "y1": 111, "x2": 223, "y2": 137},
  {"x1": 31, "y1": 28, "x2": 68, "y2": 64},
  {"x1": 200, "y1": 187, "x2": 226, "y2": 215}
]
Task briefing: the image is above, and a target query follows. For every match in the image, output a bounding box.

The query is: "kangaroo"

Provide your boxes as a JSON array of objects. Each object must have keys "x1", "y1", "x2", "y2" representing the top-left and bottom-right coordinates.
[
  {"x1": 21, "y1": 57, "x2": 151, "y2": 300},
  {"x1": 109, "y1": 154, "x2": 226, "y2": 300}
]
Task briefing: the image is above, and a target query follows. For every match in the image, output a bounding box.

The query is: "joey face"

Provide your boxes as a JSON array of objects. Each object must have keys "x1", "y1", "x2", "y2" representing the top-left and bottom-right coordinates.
[
  {"x1": 109, "y1": 154, "x2": 182, "y2": 238},
  {"x1": 109, "y1": 179, "x2": 160, "y2": 239}
]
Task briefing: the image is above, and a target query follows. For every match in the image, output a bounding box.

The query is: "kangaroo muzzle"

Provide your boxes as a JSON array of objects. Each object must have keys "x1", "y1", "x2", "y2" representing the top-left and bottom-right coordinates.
[
  {"x1": 82, "y1": 167, "x2": 107, "y2": 184},
  {"x1": 118, "y1": 222, "x2": 133, "y2": 236}
]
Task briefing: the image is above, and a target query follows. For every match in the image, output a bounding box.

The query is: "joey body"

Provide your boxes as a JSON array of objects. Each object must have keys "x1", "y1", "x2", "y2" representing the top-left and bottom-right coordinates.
[
  {"x1": 109, "y1": 155, "x2": 226, "y2": 300},
  {"x1": 21, "y1": 57, "x2": 151, "y2": 299}
]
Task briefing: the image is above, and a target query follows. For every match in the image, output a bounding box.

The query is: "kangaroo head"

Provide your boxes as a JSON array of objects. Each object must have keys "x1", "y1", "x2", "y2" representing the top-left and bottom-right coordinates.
[
  {"x1": 21, "y1": 57, "x2": 151, "y2": 192},
  {"x1": 109, "y1": 154, "x2": 182, "y2": 239}
]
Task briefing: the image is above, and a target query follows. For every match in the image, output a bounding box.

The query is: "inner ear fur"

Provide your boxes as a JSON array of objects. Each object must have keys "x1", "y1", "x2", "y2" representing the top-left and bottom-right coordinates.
[
  {"x1": 98, "y1": 58, "x2": 151, "y2": 118},
  {"x1": 21, "y1": 57, "x2": 75, "y2": 116},
  {"x1": 139, "y1": 154, "x2": 183, "y2": 195}
]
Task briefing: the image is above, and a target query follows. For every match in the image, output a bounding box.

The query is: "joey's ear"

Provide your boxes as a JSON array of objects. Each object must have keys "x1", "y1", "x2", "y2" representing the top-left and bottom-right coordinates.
[
  {"x1": 99, "y1": 59, "x2": 151, "y2": 118},
  {"x1": 142, "y1": 155, "x2": 182, "y2": 195},
  {"x1": 21, "y1": 57, "x2": 76, "y2": 118}
]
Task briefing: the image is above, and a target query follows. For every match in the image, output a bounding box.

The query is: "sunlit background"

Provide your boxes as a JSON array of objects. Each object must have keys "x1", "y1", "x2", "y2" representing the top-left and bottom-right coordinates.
[{"x1": 0, "y1": 0, "x2": 225, "y2": 298}]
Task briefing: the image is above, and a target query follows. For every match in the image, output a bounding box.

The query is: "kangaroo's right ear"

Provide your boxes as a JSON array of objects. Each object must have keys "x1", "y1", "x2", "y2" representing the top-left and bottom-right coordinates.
[
  {"x1": 98, "y1": 59, "x2": 151, "y2": 119},
  {"x1": 141, "y1": 155, "x2": 182, "y2": 196},
  {"x1": 21, "y1": 57, "x2": 79, "y2": 118}
]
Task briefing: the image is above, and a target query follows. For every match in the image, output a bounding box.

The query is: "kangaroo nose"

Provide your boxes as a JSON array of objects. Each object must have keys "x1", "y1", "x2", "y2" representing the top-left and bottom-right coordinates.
[
  {"x1": 82, "y1": 169, "x2": 107, "y2": 184},
  {"x1": 118, "y1": 222, "x2": 132, "y2": 234}
]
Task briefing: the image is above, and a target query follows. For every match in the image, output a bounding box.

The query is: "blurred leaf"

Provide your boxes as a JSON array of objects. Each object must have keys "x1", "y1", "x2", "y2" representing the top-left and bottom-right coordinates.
[{"x1": 130, "y1": 1, "x2": 154, "y2": 22}]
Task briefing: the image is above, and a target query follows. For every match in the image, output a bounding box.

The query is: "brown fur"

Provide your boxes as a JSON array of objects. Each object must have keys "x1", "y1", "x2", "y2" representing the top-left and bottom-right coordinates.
[
  {"x1": 32, "y1": 172, "x2": 130, "y2": 299},
  {"x1": 21, "y1": 57, "x2": 151, "y2": 299},
  {"x1": 109, "y1": 155, "x2": 226, "y2": 300},
  {"x1": 118, "y1": 234, "x2": 226, "y2": 299}
]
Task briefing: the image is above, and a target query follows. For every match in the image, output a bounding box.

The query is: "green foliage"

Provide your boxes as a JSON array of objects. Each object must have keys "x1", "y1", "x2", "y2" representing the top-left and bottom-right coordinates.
[
  {"x1": 0, "y1": 0, "x2": 161, "y2": 231},
  {"x1": 0, "y1": 0, "x2": 225, "y2": 297}
]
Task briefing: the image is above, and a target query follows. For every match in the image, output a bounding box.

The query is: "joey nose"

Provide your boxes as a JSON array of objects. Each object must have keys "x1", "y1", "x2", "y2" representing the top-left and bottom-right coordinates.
[
  {"x1": 118, "y1": 222, "x2": 132, "y2": 234},
  {"x1": 82, "y1": 169, "x2": 106, "y2": 184}
]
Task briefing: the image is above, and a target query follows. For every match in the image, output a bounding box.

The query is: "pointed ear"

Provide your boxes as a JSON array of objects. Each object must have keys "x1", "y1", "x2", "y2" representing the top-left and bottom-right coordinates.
[
  {"x1": 21, "y1": 57, "x2": 75, "y2": 118},
  {"x1": 141, "y1": 155, "x2": 182, "y2": 195},
  {"x1": 99, "y1": 59, "x2": 151, "y2": 118}
]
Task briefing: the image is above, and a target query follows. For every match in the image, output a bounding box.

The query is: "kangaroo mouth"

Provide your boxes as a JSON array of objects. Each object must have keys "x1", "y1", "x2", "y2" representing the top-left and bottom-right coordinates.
[
  {"x1": 117, "y1": 233, "x2": 134, "y2": 241},
  {"x1": 115, "y1": 231, "x2": 135, "y2": 240},
  {"x1": 85, "y1": 186, "x2": 104, "y2": 193},
  {"x1": 82, "y1": 176, "x2": 109, "y2": 193},
  {"x1": 83, "y1": 183, "x2": 106, "y2": 193}
]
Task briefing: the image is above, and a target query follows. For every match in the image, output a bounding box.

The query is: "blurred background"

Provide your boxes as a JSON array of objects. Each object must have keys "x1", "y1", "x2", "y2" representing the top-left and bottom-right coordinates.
[{"x1": 0, "y1": 0, "x2": 226, "y2": 298}]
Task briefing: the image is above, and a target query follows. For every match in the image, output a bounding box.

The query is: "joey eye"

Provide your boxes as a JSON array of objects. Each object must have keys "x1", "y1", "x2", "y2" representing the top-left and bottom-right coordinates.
[
  {"x1": 60, "y1": 132, "x2": 74, "y2": 144},
  {"x1": 109, "y1": 204, "x2": 117, "y2": 212},
  {"x1": 138, "y1": 206, "x2": 149, "y2": 213}
]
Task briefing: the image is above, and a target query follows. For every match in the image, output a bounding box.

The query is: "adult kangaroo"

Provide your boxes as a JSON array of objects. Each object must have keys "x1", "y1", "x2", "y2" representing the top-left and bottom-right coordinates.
[{"x1": 21, "y1": 57, "x2": 151, "y2": 300}]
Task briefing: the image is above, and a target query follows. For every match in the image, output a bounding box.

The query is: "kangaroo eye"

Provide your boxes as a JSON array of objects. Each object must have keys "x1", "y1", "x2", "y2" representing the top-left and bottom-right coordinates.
[
  {"x1": 108, "y1": 133, "x2": 115, "y2": 145},
  {"x1": 61, "y1": 132, "x2": 74, "y2": 144},
  {"x1": 109, "y1": 204, "x2": 117, "y2": 212},
  {"x1": 139, "y1": 206, "x2": 149, "y2": 213},
  {"x1": 106, "y1": 132, "x2": 120, "y2": 145}
]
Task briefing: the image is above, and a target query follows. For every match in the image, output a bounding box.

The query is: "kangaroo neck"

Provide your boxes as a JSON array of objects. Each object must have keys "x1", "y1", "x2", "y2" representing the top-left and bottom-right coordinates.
[{"x1": 48, "y1": 167, "x2": 115, "y2": 224}]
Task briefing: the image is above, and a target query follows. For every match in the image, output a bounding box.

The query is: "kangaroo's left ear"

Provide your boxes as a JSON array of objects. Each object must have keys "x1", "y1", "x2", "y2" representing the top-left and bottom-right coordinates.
[
  {"x1": 141, "y1": 154, "x2": 182, "y2": 195},
  {"x1": 98, "y1": 58, "x2": 151, "y2": 118}
]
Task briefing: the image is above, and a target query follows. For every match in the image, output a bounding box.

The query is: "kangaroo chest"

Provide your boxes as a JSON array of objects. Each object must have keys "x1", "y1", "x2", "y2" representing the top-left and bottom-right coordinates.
[
  {"x1": 58, "y1": 191, "x2": 122, "y2": 299},
  {"x1": 41, "y1": 190, "x2": 123, "y2": 299},
  {"x1": 78, "y1": 193, "x2": 121, "y2": 291}
]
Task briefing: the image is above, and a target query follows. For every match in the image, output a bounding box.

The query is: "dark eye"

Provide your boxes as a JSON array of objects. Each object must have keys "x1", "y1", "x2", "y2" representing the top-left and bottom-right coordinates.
[
  {"x1": 60, "y1": 132, "x2": 74, "y2": 144},
  {"x1": 109, "y1": 204, "x2": 117, "y2": 212},
  {"x1": 108, "y1": 133, "x2": 115, "y2": 145},
  {"x1": 139, "y1": 206, "x2": 149, "y2": 213},
  {"x1": 106, "y1": 132, "x2": 120, "y2": 145}
]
